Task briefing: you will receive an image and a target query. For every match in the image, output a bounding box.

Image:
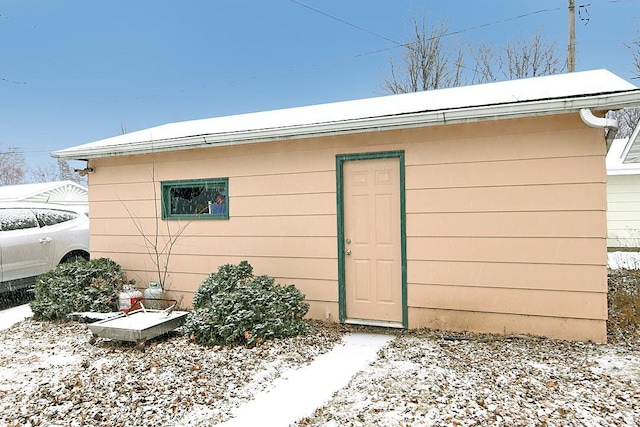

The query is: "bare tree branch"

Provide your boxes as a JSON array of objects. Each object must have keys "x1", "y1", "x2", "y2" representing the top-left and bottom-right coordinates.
[
  {"x1": 0, "y1": 145, "x2": 26, "y2": 185},
  {"x1": 633, "y1": 32, "x2": 640, "y2": 80},
  {"x1": 609, "y1": 108, "x2": 640, "y2": 139},
  {"x1": 383, "y1": 17, "x2": 562, "y2": 92},
  {"x1": 121, "y1": 156, "x2": 189, "y2": 290},
  {"x1": 383, "y1": 19, "x2": 465, "y2": 94}
]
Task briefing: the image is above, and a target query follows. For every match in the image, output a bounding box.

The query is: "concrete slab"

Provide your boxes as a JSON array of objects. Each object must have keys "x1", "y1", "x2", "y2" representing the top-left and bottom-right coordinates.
[{"x1": 218, "y1": 332, "x2": 394, "y2": 427}]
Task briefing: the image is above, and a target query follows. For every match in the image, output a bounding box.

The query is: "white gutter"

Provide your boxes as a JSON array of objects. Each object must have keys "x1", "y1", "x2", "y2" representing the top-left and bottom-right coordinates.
[
  {"x1": 53, "y1": 89, "x2": 640, "y2": 160},
  {"x1": 579, "y1": 108, "x2": 619, "y2": 152}
]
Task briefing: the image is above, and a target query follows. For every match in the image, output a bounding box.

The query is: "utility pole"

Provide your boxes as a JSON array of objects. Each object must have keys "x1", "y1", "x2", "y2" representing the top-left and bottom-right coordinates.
[{"x1": 568, "y1": 0, "x2": 576, "y2": 72}]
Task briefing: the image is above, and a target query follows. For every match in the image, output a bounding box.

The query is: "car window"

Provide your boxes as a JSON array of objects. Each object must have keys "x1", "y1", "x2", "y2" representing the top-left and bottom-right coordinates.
[
  {"x1": 0, "y1": 209, "x2": 39, "y2": 231},
  {"x1": 32, "y1": 208, "x2": 79, "y2": 227}
]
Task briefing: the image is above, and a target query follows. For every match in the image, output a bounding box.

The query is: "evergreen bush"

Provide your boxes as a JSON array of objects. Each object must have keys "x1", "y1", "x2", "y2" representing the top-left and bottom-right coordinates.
[
  {"x1": 185, "y1": 261, "x2": 309, "y2": 346},
  {"x1": 30, "y1": 257, "x2": 130, "y2": 321}
]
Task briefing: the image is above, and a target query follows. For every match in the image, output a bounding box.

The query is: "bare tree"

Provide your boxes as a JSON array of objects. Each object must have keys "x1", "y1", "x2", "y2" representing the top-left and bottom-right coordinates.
[
  {"x1": 383, "y1": 19, "x2": 561, "y2": 92},
  {"x1": 29, "y1": 162, "x2": 59, "y2": 183},
  {"x1": 608, "y1": 108, "x2": 640, "y2": 139},
  {"x1": 472, "y1": 43, "x2": 498, "y2": 84},
  {"x1": 122, "y1": 158, "x2": 189, "y2": 291},
  {"x1": 633, "y1": 33, "x2": 640, "y2": 79},
  {"x1": 56, "y1": 158, "x2": 85, "y2": 184},
  {"x1": 0, "y1": 145, "x2": 26, "y2": 185},
  {"x1": 383, "y1": 19, "x2": 466, "y2": 94},
  {"x1": 28, "y1": 159, "x2": 87, "y2": 185},
  {"x1": 502, "y1": 32, "x2": 561, "y2": 79},
  {"x1": 608, "y1": 33, "x2": 640, "y2": 139},
  {"x1": 472, "y1": 32, "x2": 561, "y2": 83}
]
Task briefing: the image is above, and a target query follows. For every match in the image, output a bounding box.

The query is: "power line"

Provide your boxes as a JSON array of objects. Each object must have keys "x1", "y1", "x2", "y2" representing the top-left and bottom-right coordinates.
[
  {"x1": 65, "y1": 4, "x2": 568, "y2": 109},
  {"x1": 437, "y1": 8, "x2": 563, "y2": 39},
  {"x1": 289, "y1": 0, "x2": 402, "y2": 46},
  {"x1": 289, "y1": 0, "x2": 562, "y2": 45},
  {"x1": 0, "y1": 76, "x2": 27, "y2": 85}
]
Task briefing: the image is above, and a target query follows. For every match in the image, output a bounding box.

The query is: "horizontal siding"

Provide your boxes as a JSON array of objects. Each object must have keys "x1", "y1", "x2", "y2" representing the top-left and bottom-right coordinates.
[
  {"x1": 408, "y1": 211, "x2": 605, "y2": 238},
  {"x1": 87, "y1": 113, "x2": 608, "y2": 341},
  {"x1": 407, "y1": 183, "x2": 605, "y2": 213},
  {"x1": 408, "y1": 260, "x2": 605, "y2": 292},
  {"x1": 607, "y1": 174, "x2": 640, "y2": 247},
  {"x1": 91, "y1": 234, "x2": 337, "y2": 260},
  {"x1": 90, "y1": 193, "x2": 337, "y2": 218},
  {"x1": 408, "y1": 284, "x2": 606, "y2": 320},
  {"x1": 408, "y1": 308, "x2": 606, "y2": 342},
  {"x1": 401, "y1": 124, "x2": 602, "y2": 163},
  {"x1": 406, "y1": 156, "x2": 604, "y2": 188},
  {"x1": 232, "y1": 193, "x2": 336, "y2": 216},
  {"x1": 232, "y1": 171, "x2": 336, "y2": 196},
  {"x1": 407, "y1": 237, "x2": 605, "y2": 265},
  {"x1": 401, "y1": 115, "x2": 606, "y2": 340},
  {"x1": 91, "y1": 215, "x2": 337, "y2": 238},
  {"x1": 607, "y1": 192, "x2": 640, "y2": 203},
  {"x1": 607, "y1": 209, "x2": 640, "y2": 221}
]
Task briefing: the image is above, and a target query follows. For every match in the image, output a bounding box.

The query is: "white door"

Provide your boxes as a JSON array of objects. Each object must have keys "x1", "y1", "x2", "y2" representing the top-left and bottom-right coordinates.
[{"x1": 343, "y1": 157, "x2": 402, "y2": 325}]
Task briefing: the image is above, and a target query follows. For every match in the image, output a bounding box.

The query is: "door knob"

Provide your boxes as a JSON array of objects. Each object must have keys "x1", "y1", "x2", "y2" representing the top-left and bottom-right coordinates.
[{"x1": 345, "y1": 249, "x2": 352, "y2": 255}]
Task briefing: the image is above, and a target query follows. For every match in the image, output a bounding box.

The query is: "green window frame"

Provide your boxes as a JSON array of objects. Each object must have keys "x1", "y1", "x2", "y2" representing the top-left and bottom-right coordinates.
[{"x1": 161, "y1": 178, "x2": 229, "y2": 220}]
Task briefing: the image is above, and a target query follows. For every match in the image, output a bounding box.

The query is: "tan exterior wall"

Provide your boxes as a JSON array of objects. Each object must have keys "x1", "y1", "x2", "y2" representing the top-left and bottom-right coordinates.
[
  {"x1": 607, "y1": 174, "x2": 640, "y2": 248},
  {"x1": 87, "y1": 113, "x2": 608, "y2": 342}
]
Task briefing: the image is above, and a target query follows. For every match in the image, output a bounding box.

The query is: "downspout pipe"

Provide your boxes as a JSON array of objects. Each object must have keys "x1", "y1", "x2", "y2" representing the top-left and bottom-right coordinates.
[{"x1": 579, "y1": 108, "x2": 619, "y2": 153}]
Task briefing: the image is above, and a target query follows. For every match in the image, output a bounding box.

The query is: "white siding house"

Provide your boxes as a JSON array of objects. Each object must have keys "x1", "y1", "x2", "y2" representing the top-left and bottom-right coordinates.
[{"x1": 607, "y1": 123, "x2": 640, "y2": 249}]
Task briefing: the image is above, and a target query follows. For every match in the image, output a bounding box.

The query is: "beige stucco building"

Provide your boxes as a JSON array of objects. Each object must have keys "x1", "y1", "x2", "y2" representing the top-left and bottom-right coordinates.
[{"x1": 54, "y1": 70, "x2": 640, "y2": 342}]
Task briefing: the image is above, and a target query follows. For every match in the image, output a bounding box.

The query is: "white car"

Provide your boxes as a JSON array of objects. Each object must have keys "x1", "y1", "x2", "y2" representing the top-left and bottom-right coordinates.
[{"x1": 0, "y1": 202, "x2": 89, "y2": 293}]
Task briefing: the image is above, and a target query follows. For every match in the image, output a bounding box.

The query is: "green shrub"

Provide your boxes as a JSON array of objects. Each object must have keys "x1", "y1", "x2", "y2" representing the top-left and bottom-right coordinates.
[
  {"x1": 191, "y1": 260, "x2": 253, "y2": 309},
  {"x1": 30, "y1": 257, "x2": 131, "y2": 321},
  {"x1": 185, "y1": 261, "x2": 309, "y2": 346}
]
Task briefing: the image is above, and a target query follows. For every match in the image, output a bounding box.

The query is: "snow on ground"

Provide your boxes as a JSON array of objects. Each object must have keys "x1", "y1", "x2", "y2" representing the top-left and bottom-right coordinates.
[
  {"x1": 0, "y1": 318, "x2": 345, "y2": 426},
  {"x1": 294, "y1": 333, "x2": 640, "y2": 426},
  {"x1": 2, "y1": 258, "x2": 640, "y2": 427},
  {"x1": 0, "y1": 313, "x2": 638, "y2": 426},
  {"x1": 0, "y1": 304, "x2": 32, "y2": 331},
  {"x1": 608, "y1": 251, "x2": 640, "y2": 269}
]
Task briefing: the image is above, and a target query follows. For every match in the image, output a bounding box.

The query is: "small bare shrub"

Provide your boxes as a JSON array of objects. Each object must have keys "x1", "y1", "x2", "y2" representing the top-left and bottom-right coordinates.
[{"x1": 607, "y1": 268, "x2": 640, "y2": 340}]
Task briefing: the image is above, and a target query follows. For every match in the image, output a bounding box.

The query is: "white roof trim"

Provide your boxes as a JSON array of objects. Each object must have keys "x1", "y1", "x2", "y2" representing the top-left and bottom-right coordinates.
[
  {"x1": 620, "y1": 119, "x2": 640, "y2": 164},
  {"x1": 53, "y1": 70, "x2": 640, "y2": 160},
  {"x1": 607, "y1": 138, "x2": 640, "y2": 175}
]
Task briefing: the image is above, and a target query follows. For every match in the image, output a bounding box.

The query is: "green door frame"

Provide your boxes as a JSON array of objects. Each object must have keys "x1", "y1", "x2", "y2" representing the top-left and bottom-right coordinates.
[{"x1": 336, "y1": 150, "x2": 408, "y2": 328}]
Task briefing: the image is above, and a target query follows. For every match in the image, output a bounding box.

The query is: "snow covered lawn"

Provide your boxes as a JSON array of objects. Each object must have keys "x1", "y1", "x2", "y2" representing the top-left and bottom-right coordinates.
[
  {"x1": 294, "y1": 331, "x2": 640, "y2": 426},
  {"x1": 1, "y1": 316, "x2": 638, "y2": 426},
  {"x1": 0, "y1": 319, "x2": 343, "y2": 426}
]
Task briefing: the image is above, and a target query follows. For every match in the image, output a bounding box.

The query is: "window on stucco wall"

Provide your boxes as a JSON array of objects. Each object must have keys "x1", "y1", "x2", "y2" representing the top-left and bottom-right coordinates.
[{"x1": 161, "y1": 178, "x2": 229, "y2": 220}]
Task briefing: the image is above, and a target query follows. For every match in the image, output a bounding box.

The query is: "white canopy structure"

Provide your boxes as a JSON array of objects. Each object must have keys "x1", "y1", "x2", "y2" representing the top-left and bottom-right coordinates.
[{"x1": 0, "y1": 181, "x2": 88, "y2": 210}]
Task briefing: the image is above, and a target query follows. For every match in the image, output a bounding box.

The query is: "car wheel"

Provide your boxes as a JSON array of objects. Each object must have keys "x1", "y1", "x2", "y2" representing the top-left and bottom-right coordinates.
[{"x1": 61, "y1": 251, "x2": 90, "y2": 264}]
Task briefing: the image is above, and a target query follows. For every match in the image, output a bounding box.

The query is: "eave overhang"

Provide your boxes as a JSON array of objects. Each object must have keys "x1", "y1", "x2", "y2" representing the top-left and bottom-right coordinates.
[{"x1": 52, "y1": 89, "x2": 640, "y2": 161}]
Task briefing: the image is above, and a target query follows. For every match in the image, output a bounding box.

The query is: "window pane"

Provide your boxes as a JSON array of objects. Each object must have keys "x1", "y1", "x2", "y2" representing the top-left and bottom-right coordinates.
[
  {"x1": 0, "y1": 209, "x2": 39, "y2": 231},
  {"x1": 33, "y1": 208, "x2": 78, "y2": 226},
  {"x1": 162, "y1": 178, "x2": 228, "y2": 220}
]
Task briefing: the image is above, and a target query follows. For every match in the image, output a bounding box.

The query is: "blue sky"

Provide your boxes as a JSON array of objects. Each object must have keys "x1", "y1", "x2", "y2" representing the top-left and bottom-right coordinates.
[{"x1": 1, "y1": 0, "x2": 639, "y2": 169}]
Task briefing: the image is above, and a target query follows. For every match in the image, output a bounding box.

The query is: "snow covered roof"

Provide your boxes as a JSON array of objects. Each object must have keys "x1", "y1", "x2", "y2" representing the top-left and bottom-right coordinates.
[
  {"x1": 0, "y1": 180, "x2": 88, "y2": 205},
  {"x1": 53, "y1": 69, "x2": 640, "y2": 161}
]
